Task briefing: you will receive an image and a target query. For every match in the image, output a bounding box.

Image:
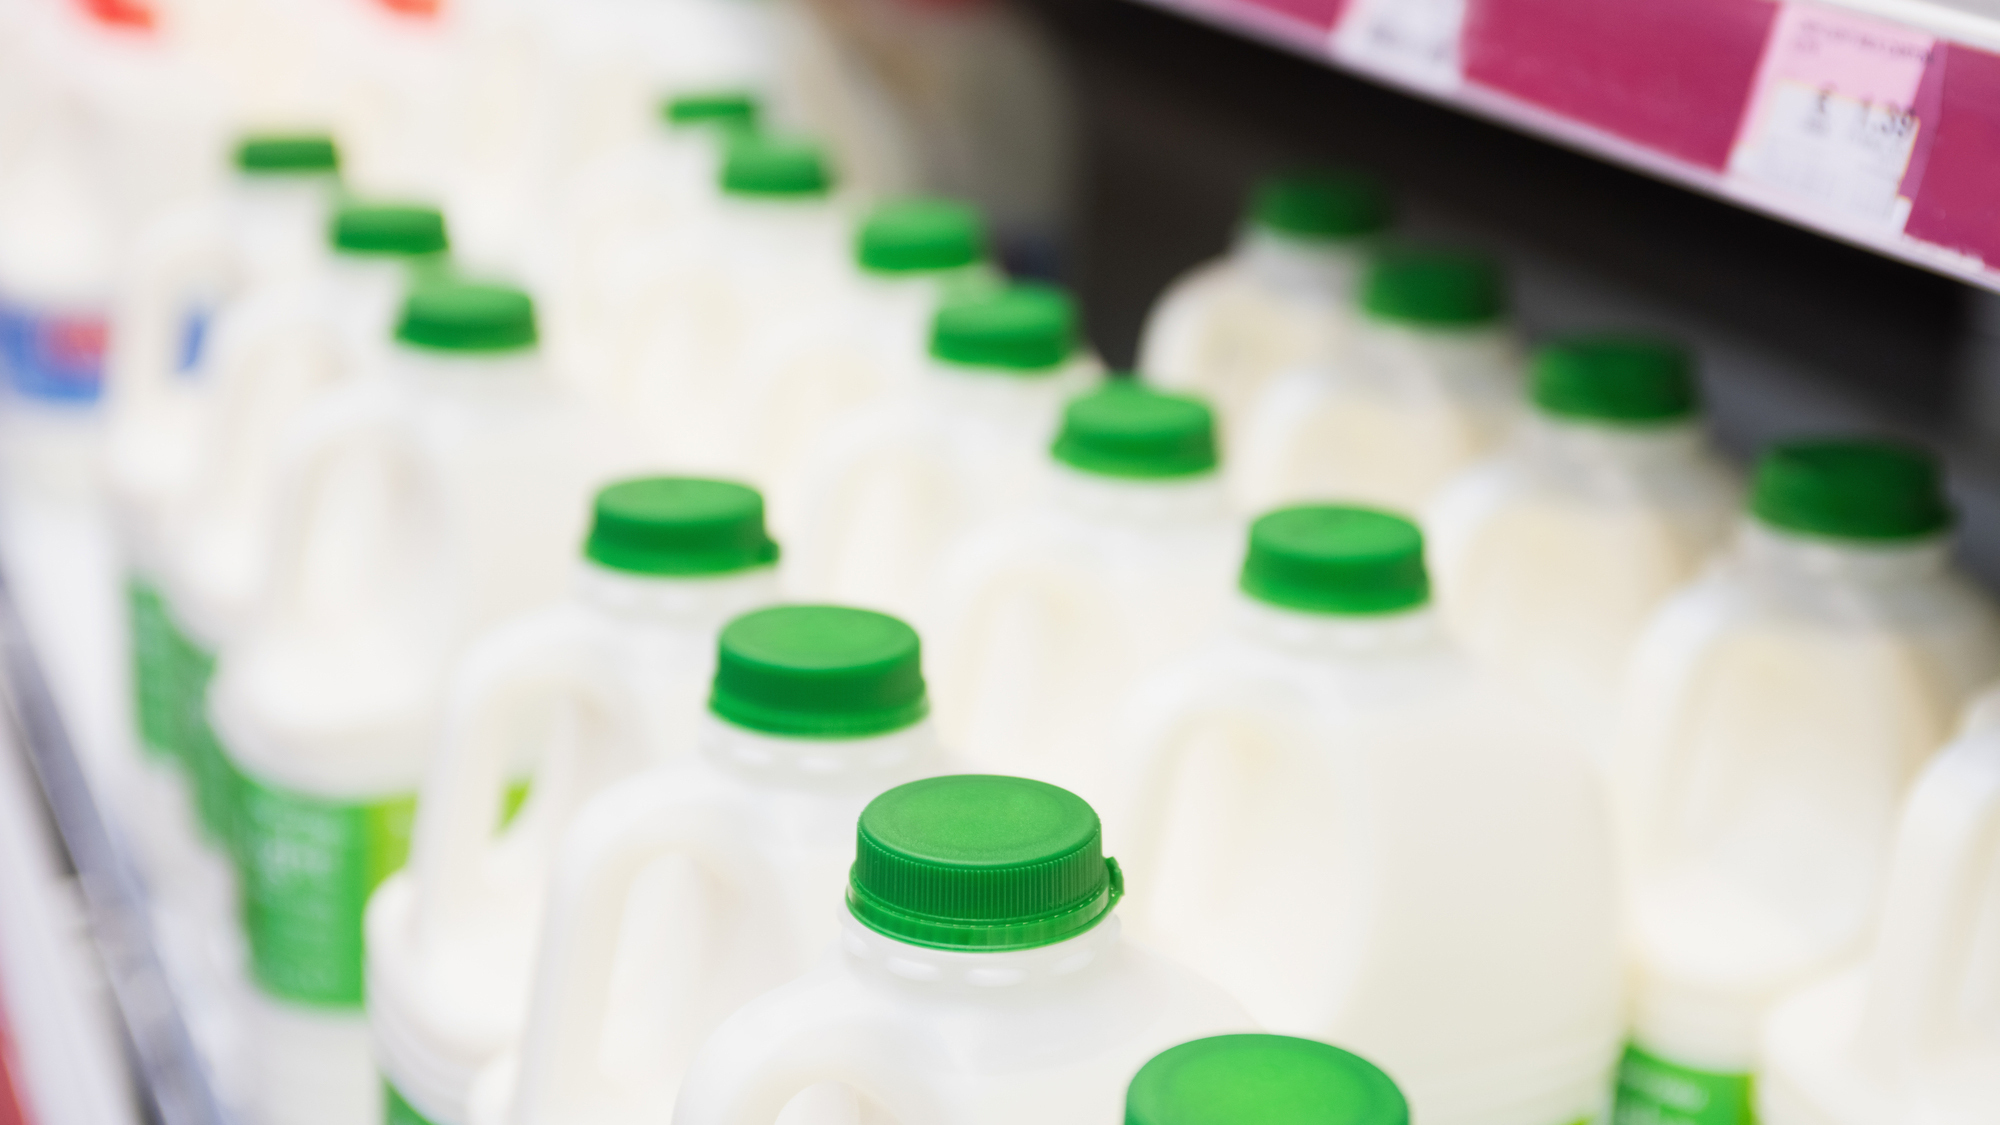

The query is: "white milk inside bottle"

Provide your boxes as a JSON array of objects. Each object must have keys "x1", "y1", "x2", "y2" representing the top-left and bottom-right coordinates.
[
  {"x1": 368, "y1": 477, "x2": 783, "y2": 1125},
  {"x1": 1112, "y1": 505, "x2": 1622, "y2": 1125},
  {"x1": 1757, "y1": 703, "x2": 2000, "y2": 1125},
  {"x1": 1610, "y1": 439, "x2": 2000, "y2": 1125},
  {"x1": 1139, "y1": 170, "x2": 1389, "y2": 437},
  {"x1": 1426, "y1": 334, "x2": 1738, "y2": 747},
  {"x1": 465, "y1": 605, "x2": 948, "y2": 1125},
  {"x1": 781, "y1": 283, "x2": 1098, "y2": 617},
  {"x1": 1232, "y1": 247, "x2": 1521, "y2": 514},
  {"x1": 926, "y1": 383, "x2": 1238, "y2": 806},
  {"x1": 669, "y1": 773, "x2": 1253, "y2": 1125},
  {"x1": 1126, "y1": 1034, "x2": 1411, "y2": 1125}
]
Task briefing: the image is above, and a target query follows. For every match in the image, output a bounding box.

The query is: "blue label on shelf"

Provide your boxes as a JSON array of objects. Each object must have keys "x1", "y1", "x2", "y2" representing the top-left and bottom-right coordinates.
[{"x1": 0, "y1": 300, "x2": 109, "y2": 403}]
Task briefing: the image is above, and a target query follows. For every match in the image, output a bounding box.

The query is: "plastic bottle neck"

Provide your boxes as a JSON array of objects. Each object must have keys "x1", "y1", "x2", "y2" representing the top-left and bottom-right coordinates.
[
  {"x1": 921, "y1": 355, "x2": 1096, "y2": 420},
  {"x1": 1518, "y1": 412, "x2": 1713, "y2": 498},
  {"x1": 837, "y1": 907, "x2": 1122, "y2": 994},
  {"x1": 714, "y1": 193, "x2": 842, "y2": 259},
  {"x1": 698, "y1": 716, "x2": 942, "y2": 794},
  {"x1": 1046, "y1": 462, "x2": 1231, "y2": 529},
  {"x1": 392, "y1": 345, "x2": 546, "y2": 395},
  {"x1": 1736, "y1": 519, "x2": 1951, "y2": 586},
  {"x1": 1237, "y1": 226, "x2": 1367, "y2": 296},
  {"x1": 230, "y1": 175, "x2": 337, "y2": 279},
  {"x1": 572, "y1": 560, "x2": 780, "y2": 630},
  {"x1": 1232, "y1": 596, "x2": 1451, "y2": 662}
]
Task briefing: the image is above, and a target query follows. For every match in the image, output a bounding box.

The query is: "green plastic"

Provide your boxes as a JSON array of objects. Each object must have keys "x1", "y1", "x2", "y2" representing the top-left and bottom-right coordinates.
[
  {"x1": 330, "y1": 203, "x2": 448, "y2": 258},
  {"x1": 1251, "y1": 171, "x2": 1392, "y2": 241},
  {"x1": 930, "y1": 284, "x2": 1076, "y2": 372},
  {"x1": 858, "y1": 198, "x2": 986, "y2": 274},
  {"x1": 1532, "y1": 335, "x2": 1698, "y2": 424},
  {"x1": 1127, "y1": 1035, "x2": 1410, "y2": 1125},
  {"x1": 235, "y1": 134, "x2": 340, "y2": 177},
  {"x1": 847, "y1": 775, "x2": 1123, "y2": 951},
  {"x1": 584, "y1": 478, "x2": 779, "y2": 576},
  {"x1": 1240, "y1": 506, "x2": 1429, "y2": 616},
  {"x1": 722, "y1": 135, "x2": 834, "y2": 198},
  {"x1": 1361, "y1": 247, "x2": 1506, "y2": 326},
  {"x1": 394, "y1": 281, "x2": 537, "y2": 353},
  {"x1": 710, "y1": 606, "x2": 927, "y2": 738},
  {"x1": 1052, "y1": 384, "x2": 1218, "y2": 479},
  {"x1": 1750, "y1": 438, "x2": 1952, "y2": 542},
  {"x1": 661, "y1": 90, "x2": 760, "y2": 131}
]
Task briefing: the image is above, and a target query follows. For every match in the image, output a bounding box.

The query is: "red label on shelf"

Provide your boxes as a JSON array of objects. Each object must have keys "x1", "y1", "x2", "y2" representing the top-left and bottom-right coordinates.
[
  {"x1": 1462, "y1": 0, "x2": 1780, "y2": 170},
  {"x1": 0, "y1": 984, "x2": 29, "y2": 1125},
  {"x1": 1904, "y1": 44, "x2": 2000, "y2": 266},
  {"x1": 1236, "y1": 0, "x2": 1349, "y2": 31}
]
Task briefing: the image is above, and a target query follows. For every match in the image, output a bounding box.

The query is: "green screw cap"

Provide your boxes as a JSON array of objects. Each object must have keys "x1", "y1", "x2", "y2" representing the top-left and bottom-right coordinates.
[
  {"x1": 235, "y1": 134, "x2": 340, "y2": 177},
  {"x1": 857, "y1": 198, "x2": 986, "y2": 274},
  {"x1": 584, "y1": 478, "x2": 779, "y2": 577},
  {"x1": 1532, "y1": 334, "x2": 1697, "y2": 424},
  {"x1": 710, "y1": 606, "x2": 927, "y2": 738},
  {"x1": 1241, "y1": 506, "x2": 1429, "y2": 616},
  {"x1": 661, "y1": 90, "x2": 760, "y2": 132},
  {"x1": 395, "y1": 281, "x2": 537, "y2": 353},
  {"x1": 1251, "y1": 171, "x2": 1392, "y2": 241},
  {"x1": 1361, "y1": 246, "x2": 1505, "y2": 326},
  {"x1": 330, "y1": 203, "x2": 448, "y2": 258},
  {"x1": 722, "y1": 135, "x2": 834, "y2": 198},
  {"x1": 930, "y1": 284, "x2": 1076, "y2": 372},
  {"x1": 1750, "y1": 438, "x2": 1952, "y2": 542},
  {"x1": 848, "y1": 775, "x2": 1123, "y2": 952},
  {"x1": 1052, "y1": 384, "x2": 1218, "y2": 479},
  {"x1": 1127, "y1": 1035, "x2": 1410, "y2": 1125}
]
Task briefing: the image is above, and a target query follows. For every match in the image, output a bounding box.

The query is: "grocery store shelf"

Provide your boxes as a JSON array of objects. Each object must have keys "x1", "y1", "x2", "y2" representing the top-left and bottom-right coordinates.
[{"x1": 1128, "y1": 0, "x2": 2000, "y2": 293}]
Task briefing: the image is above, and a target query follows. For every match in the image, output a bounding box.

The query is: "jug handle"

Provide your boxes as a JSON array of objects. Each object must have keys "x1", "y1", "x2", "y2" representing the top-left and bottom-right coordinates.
[
  {"x1": 668, "y1": 1003, "x2": 942, "y2": 1125},
  {"x1": 104, "y1": 204, "x2": 228, "y2": 412},
  {"x1": 778, "y1": 410, "x2": 914, "y2": 601},
  {"x1": 185, "y1": 290, "x2": 347, "y2": 502}
]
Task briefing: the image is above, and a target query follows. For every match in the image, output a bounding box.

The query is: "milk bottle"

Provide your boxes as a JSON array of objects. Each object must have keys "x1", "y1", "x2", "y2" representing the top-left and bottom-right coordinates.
[
  {"x1": 1757, "y1": 704, "x2": 2000, "y2": 1125},
  {"x1": 1426, "y1": 334, "x2": 1738, "y2": 745},
  {"x1": 925, "y1": 384, "x2": 1238, "y2": 805},
  {"x1": 669, "y1": 773, "x2": 1253, "y2": 1125},
  {"x1": 464, "y1": 605, "x2": 949, "y2": 1125},
  {"x1": 1112, "y1": 505, "x2": 1621, "y2": 1125},
  {"x1": 781, "y1": 283, "x2": 1098, "y2": 617},
  {"x1": 1127, "y1": 1035, "x2": 1410, "y2": 1125},
  {"x1": 1232, "y1": 247, "x2": 1520, "y2": 513},
  {"x1": 369, "y1": 477, "x2": 782, "y2": 1125},
  {"x1": 1611, "y1": 439, "x2": 2000, "y2": 1125},
  {"x1": 1139, "y1": 170, "x2": 1390, "y2": 435}
]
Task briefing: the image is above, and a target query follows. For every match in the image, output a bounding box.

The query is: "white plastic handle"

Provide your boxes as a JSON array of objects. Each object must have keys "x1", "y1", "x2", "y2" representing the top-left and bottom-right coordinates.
[
  {"x1": 104, "y1": 203, "x2": 229, "y2": 410},
  {"x1": 182, "y1": 288, "x2": 347, "y2": 510}
]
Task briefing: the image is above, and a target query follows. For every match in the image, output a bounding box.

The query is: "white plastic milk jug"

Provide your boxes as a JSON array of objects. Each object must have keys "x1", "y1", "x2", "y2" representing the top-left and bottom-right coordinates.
[
  {"x1": 1232, "y1": 247, "x2": 1521, "y2": 513},
  {"x1": 1112, "y1": 505, "x2": 1622, "y2": 1125},
  {"x1": 369, "y1": 477, "x2": 784, "y2": 1125},
  {"x1": 1757, "y1": 703, "x2": 2000, "y2": 1125},
  {"x1": 1610, "y1": 439, "x2": 2000, "y2": 1125},
  {"x1": 781, "y1": 283, "x2": 1098, "y2": 618},
  {"x1": 1139, "y1": 170, "x2": 1390, "y2": 436},
  {"x1": 1426, "y1": 334, "x2": 1738, "y2": 745},
  {"x1": 466, "y1": 604, "x2": 949, "y2": 1125},
  {"x1": 925, "y1": 383, "x2": 1238, "y2": 806},
  {"x1": 1126, "y1": 1034, "x2": 1410, "y2": 1125},
  {"x1": 669, "y1": 773, "x2": 1253, "y2": 1125}
]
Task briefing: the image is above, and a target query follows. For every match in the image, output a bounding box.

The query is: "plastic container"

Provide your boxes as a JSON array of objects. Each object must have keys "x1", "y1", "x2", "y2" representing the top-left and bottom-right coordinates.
[
  {"x1": 1610, "y1": 439, "x2": 2000, "y2": 1125},
  {"x1": 368, "y1": 477, "x2": 783, "y2": 1125},
  {"x1": 1139, "y1": 171, "x2": 1390, "y2": 437},
  {"x1": 1757, "y1": 707, "x2": 2000, "y2": 1125},
  {"x1": 1111, "y1": 506, "x2": 1622, "y2": 1125},
  {"x1": 1232, "y1": 247, "x2": 1521, "y2": 513},
  {"x1": 1127, "y1": 1034, "x2": 1410, "y2": 1125},
  {"x1": 464, "y1": 605, "x2": 950, "y2": 1125},
  {"x1": 780, "y1": 283, "x2": 1099, "y2": 618},
  {"x1": 668, "y1": 773, "x2": 1253, "y2": 1125},
  {"x1": 925, "y1": 383, "x2": 1239, "y2": 806},
  {"x1": 1426, "y1": 335, "x2": 1739, "y2": 746}
]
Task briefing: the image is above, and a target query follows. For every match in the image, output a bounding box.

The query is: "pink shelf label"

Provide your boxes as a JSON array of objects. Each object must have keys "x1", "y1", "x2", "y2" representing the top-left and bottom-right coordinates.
[
  {"x1": 1905, "y1": 44, "x2": 2000, "y2": 267},
  {"x1": 1333, "y1": 0, "x2": 1469, "y2": 90},
  {"x1": 1233, "y1": 0, "x2": 1349, "y2": 32}
]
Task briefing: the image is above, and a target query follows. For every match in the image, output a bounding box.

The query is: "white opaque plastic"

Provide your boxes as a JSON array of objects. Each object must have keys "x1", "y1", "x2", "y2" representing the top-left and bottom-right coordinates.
[{"x1": 1110, "y1": 597, "x2": 1624, "y2": 1125}]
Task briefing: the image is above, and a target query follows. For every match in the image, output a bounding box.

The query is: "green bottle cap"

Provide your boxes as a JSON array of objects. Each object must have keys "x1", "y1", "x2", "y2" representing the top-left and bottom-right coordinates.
[
  {"x1": 710, "y1": 606, "x2": 927, "y2": 738},
  {"x1": 584, "y1": 478, "x2": 779, "y2": 576},
  {"x1": 394, "y1": 280, "x2": 537, "y2": 353},
  {"x1": 1250, "y1": 171, "x2": 1392, "y2": 241},
  {"x1": 235, "y1": 134, "x2": 340, "y2": 177},
  {"x1": 848, "y1": 774, "x2": 1123, "y2": 952},
  {"x1": 661, "y1": 90, "x2": 761, "y2": 131},
  {"x1": 1531, "y1": 334, "x2": 1697, "y2": 424},
  {"x1": 722, "y1": 135, "x2": 834, "y2": 198},
  {"x1": 857, "y1": 198, "x2": 985, "y2": 274},
  {"x1": 1240, "y1": 506, "x2": 1428, "y2": 616},
  {"x1": 930, "y1": 284, "x2": 1076, "y2": 372},
  {"x1": 330, "y1": 203, "x2": 449, "y2": 258},
  {"x1": 1750, "y1": 438, "x2": 1952, "y2": 541},
  {"x1": 1052, "y1": 384, "x2": 1218, "y2": 479},
  {"x1": 1127, "y1": 1035, "x2": 1410, "y2": 1125},
  {"x1": 1361, "y1": 247, "x2": 1505, "y2": 326}
]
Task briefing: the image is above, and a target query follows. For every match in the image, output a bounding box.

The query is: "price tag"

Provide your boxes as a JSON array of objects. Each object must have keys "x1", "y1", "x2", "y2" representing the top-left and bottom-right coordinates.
[
  {"x1": 1728, "y1": 4, "x2": 1938, "y2": 228},
  {"x1": 1331, "y1": 0, "x2": 1467, "y2": 92}
]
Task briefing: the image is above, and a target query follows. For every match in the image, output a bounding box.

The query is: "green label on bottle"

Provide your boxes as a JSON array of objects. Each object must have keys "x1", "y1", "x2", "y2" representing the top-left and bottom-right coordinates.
[
  {"x1": 179, "y1": 642, "x2": 239, "y2": 850},
  {"x1": 1613, "y1": 1043, "x2": 1754, "y2": 1125},
  {"x1": 237, "y1": 772, "x2": 416, "y2": 1007},
  {"x1": 127, "y1": 578, "x2": 183, "y2": 762},
  {"x1": 384, "y1": 1079, "x2": 441, "y2": 1125}
]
